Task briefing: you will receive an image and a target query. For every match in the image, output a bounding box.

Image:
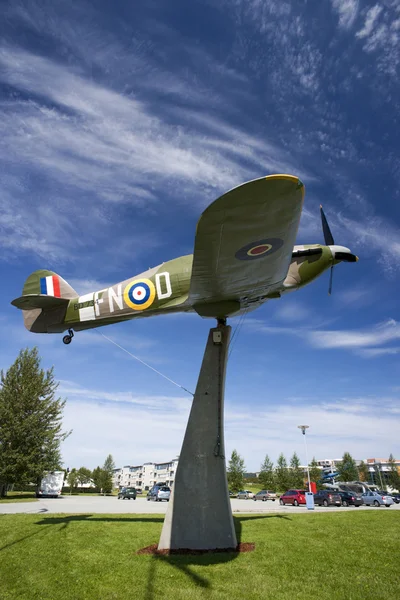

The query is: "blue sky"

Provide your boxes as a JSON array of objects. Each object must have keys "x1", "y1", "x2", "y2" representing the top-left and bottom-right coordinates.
[{"x1": 1, "y1": 0, "x2": 399, "y2": 472}]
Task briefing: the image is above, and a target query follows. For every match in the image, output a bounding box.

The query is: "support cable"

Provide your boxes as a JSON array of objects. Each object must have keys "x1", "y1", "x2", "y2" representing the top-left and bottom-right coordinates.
[
  {"x1": 228, "y1": 309, "x2": 248, "y2": 358},
  {"x1": 96, "y1": 331, "x2": 194, "y2": 397}
]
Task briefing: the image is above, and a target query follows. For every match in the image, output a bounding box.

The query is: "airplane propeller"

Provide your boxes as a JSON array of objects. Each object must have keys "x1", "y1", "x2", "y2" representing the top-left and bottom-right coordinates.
[{"x1": 319, "y1": 205, "x2": 358, "y2": 295}]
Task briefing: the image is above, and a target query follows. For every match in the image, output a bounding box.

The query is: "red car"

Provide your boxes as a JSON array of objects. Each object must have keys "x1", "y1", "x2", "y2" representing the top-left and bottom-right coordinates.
[{"x1": 279, "y1": 489, "x2": 306, "y2": 506}]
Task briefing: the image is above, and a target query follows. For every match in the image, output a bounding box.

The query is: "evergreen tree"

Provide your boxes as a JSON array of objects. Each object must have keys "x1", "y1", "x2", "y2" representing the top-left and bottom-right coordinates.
[
  {"x1": 388, "y1": 454, "x2": 400, "y2": 491},
  {"x1": 0, "y1": 348, "x2": 70, "y2": 497},
  {"x1": 227, "y1": 449, "x2": 245, "y2": 493},
  {"x1": 337, "y1": 452, "x2": 359, "y2": 482},
  {"x1": 289, "y1": 452, "x2": 305, "y2": 488},
  {"x1": 258, "y1": 454, "x2": 275, "y2": 490},
  {"x1": 358, "y1": 460, "x2": 370, "y2": 483},
  {"x1": 275, "y1": 453, "x2": 290, "y2": 492},
  {"x1": 98, "y1": 454, "x2": 115, "y2": 494},
  {"x1": 309, "y1": 457, "x2": 322, "y2": 490},
  {"x1": 91, "y1": 466, "x2": 103, "y2": 491}
]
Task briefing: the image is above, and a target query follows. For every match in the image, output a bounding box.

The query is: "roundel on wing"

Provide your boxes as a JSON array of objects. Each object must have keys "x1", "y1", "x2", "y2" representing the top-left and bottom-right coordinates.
[
  {"x1": 124, "y1": 279, "x2": 156, "y2": 311},
  {"x1": 235, "y1": 238, "x2": 284, "y2": 261}
]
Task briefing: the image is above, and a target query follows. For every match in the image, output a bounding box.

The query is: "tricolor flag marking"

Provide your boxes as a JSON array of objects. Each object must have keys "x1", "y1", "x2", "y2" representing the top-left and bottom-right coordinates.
[{"x1": 40, "y1": 275, "x2": 61, "y2": 297}]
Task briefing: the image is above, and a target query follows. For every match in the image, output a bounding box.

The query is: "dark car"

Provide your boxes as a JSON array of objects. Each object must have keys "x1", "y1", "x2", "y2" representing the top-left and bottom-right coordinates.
[
  {"x1": 313, "y1": 490, "x2": 342, "y2": 507},
  {"x1": 117, "y1": 487, "x2": 137, "y2": 500},
  {"x1": 336, "y1": 491, "x2": 362, "y2": 507},
  {"x1": 146, "y1": 485, "x2": 171, "y2": 502},
  {"x1": 279, "y1": 490, "x2": 306, "y2": 506},
  {"x1": 390, "y1": 493, "x2": 400, "y2": 504}
]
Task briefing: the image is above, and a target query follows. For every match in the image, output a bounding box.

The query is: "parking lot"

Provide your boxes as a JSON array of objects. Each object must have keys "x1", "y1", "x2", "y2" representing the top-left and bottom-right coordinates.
[{"x1": 1, "y1": 495, "x2": 400, "y2": 515}]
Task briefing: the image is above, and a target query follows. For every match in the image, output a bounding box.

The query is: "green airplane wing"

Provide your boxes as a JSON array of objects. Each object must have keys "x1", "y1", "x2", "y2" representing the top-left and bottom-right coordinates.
[{"x1": 189, "y1": 174, "x2": 305, "y2": 317}]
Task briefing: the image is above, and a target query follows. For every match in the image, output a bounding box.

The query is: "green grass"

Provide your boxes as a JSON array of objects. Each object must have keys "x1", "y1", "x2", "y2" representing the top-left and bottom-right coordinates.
[
  {"x1": 0, "y1": 492, "x2": 37, "y2": 503},
  {"x1": 0, "y1": 512, "x2": 399, "y2": 600}
]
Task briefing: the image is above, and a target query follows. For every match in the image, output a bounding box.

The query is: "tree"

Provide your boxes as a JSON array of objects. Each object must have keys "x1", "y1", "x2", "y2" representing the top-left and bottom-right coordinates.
[
  {"x1": 337, "y1": 452, "x2": 359, "y2": 482},
  {"x1": 227, "y1": 450, "x2": 245, "y2": 493},
  {"x1": 98, "y1": 454, "x2": 115, "y2": 494},
  {"x1": 388, "y1": 454, "x2": 400, "y2": 491},
  {"x1": 91, "y1": 466, "x2": 103, "y2": 491},
  {"x1": 258, "y1": 454, "x2": 275, "y2": 490},
  {"x1": 67, "y1": 468, "x2": 79, "y2": 494},
  {"x1": 358, "y1": 460, "x2": 370, "y2": 483},
  {"x1": 275, "y1": 453, "x2": 290, "y2": 492},
  {"x1": 77, "y1": 467, "x2": 92, "y2": 486},
  {"x1": 309, "y1": 457, "x2": 323, "y2": 490},
  {"x1": 0, "y1": 348, "x2": 70, "y2": 497},
  {"x1": 289, "y1": 452, "x2": 304, "y2": 488}
]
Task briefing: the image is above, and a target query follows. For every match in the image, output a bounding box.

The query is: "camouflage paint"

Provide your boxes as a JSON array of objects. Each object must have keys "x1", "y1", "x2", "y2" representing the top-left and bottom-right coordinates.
[{"x1": 11, "y1": 175, "x2": 356, "y2": 335}]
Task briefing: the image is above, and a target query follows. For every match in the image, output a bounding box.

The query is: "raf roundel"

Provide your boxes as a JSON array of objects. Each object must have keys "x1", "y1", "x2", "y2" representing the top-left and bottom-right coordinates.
[
  {"x1": 124, "y1": 279, "x2": 156, "y2": 311},
  {"x1": 235, "y1": 238, "x2": 284, "y2": 261}
]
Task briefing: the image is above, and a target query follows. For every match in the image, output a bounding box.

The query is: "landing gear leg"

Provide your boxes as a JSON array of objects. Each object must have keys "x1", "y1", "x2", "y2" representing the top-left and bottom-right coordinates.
[{"x1": 62, "y1": 329, "x2": 74, "y2": 345}]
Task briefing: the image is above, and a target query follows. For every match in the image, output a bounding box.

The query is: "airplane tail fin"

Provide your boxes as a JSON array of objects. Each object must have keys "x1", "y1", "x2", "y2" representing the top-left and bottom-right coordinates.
[{"x1": 11, "y1": 270, "x2": 78, "y2": 333}]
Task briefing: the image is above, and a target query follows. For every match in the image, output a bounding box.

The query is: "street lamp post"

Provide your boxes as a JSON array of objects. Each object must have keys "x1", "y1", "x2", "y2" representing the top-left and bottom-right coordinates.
[{"x1": 298, "y1": 425, "x2": 311, "y2": 493}]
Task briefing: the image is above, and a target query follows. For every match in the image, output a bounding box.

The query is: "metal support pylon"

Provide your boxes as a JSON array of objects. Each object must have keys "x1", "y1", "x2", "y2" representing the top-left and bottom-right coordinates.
[{"x1": 158, "y1": 324, "x2": 236, "y2": 550}]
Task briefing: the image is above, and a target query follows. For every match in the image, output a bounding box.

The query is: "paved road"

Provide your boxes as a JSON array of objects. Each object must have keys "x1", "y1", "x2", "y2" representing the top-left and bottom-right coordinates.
[{"x1": 1, "y1": 495, "x2": 399, "y2": 515}]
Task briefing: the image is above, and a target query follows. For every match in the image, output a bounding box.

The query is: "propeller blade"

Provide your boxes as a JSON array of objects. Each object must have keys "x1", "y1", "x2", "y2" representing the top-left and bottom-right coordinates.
[
  {"x1": 320, "y1": 205, "x2": 335, "y2": 246},
  {"x1": 328, "y1": 266, "x2": 334, "y2": 295}
]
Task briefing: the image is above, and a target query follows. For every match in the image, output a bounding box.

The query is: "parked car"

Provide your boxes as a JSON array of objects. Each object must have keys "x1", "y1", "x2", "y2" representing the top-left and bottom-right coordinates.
[
  {"x1": 361, "y1": 491, "x2": 394, "y2": 507},
  {"x1": 253, "y1": 490, "x2": 277, "y2": 502},
  {"x1": 237, "y1": 490, "x2": 254, "y2": 499},
  {"x1": 118, "y1": 487, "x2": 137, "y2": 500},
  {"x1": 313, "y1": 490, "x2": 342, "y2": 507},
  {"x1": 146, "y1": 485, "x2": 171, "y2": 502},
  {"x1": 376, "y1": 490, "x2": 399, "y2": 503},
  {"x1": 279, "y1": 490, "x2": 306, "y2": 506},
  {"x1": 336, "y1": 491, "x2": 362, "y2": 507}
]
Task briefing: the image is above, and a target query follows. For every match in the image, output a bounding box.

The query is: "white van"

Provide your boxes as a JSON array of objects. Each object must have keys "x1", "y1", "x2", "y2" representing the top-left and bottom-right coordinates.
[{"x1": 36, "y1": 471, "x2": 65, "y2": 498}]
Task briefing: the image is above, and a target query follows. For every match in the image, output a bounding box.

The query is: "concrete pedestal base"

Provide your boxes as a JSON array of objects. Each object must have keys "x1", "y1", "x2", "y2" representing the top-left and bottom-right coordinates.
[{"x1": 158, "y1": 324, "x2": 237, "y2": 550}]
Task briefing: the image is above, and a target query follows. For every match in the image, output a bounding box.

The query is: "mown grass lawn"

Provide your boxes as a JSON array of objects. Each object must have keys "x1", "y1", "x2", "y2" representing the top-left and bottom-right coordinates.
[
  {"x1": 0, "y1": 511, "x2": 398, "y2": 600},
  {"x1": 0, "y1": 492, "x2": 37, "y2": 503}
]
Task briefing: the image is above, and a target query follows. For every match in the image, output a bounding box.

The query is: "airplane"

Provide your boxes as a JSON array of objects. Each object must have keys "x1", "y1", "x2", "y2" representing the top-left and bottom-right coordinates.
[{"x1": 11, "y1": 174, "x2": 358, "y2": 344}]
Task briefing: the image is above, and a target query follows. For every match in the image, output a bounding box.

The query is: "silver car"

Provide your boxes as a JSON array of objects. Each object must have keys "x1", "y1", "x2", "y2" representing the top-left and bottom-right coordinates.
[
  {"x1": 361, "y1": 491, "x2": 394, "y2": 507},
  {"x1": 147, "y1": 485, "x2": 171, "y2": 502},
  {"x1": 253, "y1": 490, "x2": 277, "y2": 502},
  {"x1": 237, "y1": 490, "x2": 254, "y2": 499}
]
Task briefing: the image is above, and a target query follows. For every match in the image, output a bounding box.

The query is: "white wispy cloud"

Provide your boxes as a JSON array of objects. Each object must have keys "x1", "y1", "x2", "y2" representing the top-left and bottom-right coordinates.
[
  {"x1": 246, "y1": 317, "x2": 400, "y2": 357},
  {"x1": 353, "y1": 2, "x2": 399, "y2": 75},
  {"x1": 356, "y1": 347, "x2": 400, "y2": 358},
  {"x1": 273, "y1": 300, "x2": 311, "y2": 323},
  {"x1": 68, "y1": 278, "x2": 113, "y2": 296},
  {"x1": 337, "y1": 213, "x2": 400, "y2": 272},
  {"x1": 331, "y1": 0, "x2": 359, "y2": 30},
  {"x1": 308, "y1": 319, "x2": 400, "y2": 349},
  {"x1": 60, "y1": 390, "x2": 400, "y2": 470},
  {"x1": 335, "y1": 285, "x2": 374, "y2": 307},
  {"x1": 356, "y1": 5, "x2": 383, "y2": 39},
  {"x1": 0, "y1": 45, "x2": 314, "y2": 265}
]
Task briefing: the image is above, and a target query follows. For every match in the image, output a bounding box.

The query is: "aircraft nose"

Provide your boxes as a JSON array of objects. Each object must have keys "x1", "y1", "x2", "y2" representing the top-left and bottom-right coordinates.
[{"x1": 329, "y1": 245, "x2": 358, "y2": 263}]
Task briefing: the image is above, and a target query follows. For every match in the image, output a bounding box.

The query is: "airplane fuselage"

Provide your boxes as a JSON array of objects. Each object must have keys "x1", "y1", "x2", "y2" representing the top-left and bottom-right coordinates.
[{"x1": 51, "y1": 244, "x2": 334, "y2": 333}]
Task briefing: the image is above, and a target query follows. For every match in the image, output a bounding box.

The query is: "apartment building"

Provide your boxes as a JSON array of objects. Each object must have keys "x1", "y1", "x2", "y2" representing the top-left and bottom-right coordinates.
[
  {"x1": 315, "y1": 457, "x2": 399, "y2": 487},
  {"x1": 112, "y1": 458, "x2": 179, "y2": 491}
]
